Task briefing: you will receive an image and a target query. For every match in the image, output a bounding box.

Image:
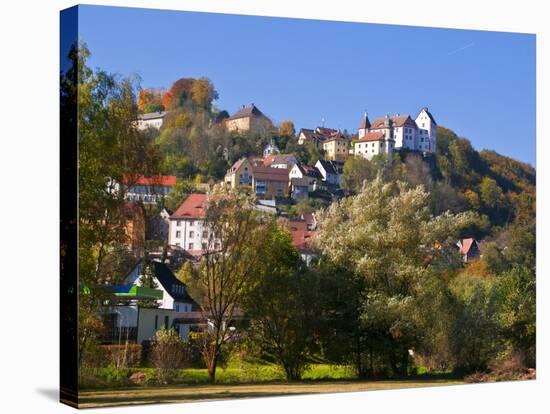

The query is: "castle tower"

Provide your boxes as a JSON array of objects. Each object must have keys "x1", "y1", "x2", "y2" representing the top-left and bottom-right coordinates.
[
  {"x1": 384, "y1": 114, "x2": 395, "y2": 162},
  {"x1": 358, "y1": 111, "x2": 371, "y2": 138}
]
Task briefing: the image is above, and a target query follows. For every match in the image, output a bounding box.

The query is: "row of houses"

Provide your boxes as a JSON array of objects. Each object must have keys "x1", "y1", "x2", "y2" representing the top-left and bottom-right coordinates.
[{"x1": 224, "y1": 155, "x2": 343, "y2": 200}]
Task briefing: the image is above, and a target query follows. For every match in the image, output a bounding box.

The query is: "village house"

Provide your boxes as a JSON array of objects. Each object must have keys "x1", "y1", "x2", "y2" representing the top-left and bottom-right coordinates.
[
  {"x1": 124, "y1": 174, "x2": 177, "y2": 204},
  {"x1": 263, "y1": 153, "x2": 298, "y2": 169},
  {"x1": 252, "y1": 166, "x2": 290, "y2": 199},
  {"x1": 289, "y1": 163, "x2": 323, "y2": 200},
  {"x1": 321, "y1": 131, "x2": 351, "y2": 161},
  {"x1": 224, "y1": 158, "x2": 254, "y2": 189},
  {"x1": 168, "y1": 193, "x2": 220, "y2": 255},
  {"x1": 357, "y1": 107, "x2": 437, "y2": 154},
  {"x1": 297, "y1": 126, "x2": 338, "y2": 146},
  {"x1": 315, "y1": 159, "x2": 343, "y2": 187},
  {"x1": 102, "y1": 260, "x2": 200, "y2": 343},
  {"x1": 456, "y1": 238, "x2": 481, "y2": 263},
  {"x1": 136, "y1": 111, "x2": 166, "y2": 130},
  {"x1": 288, "y1": 214, "x2": 318, "y2": 266},
  {"x1": 225, "y1": 158, "x2": 290, "y2": 199},
  {"x1": 225, "y1": 104, "x2": 274, "y2": 135}
]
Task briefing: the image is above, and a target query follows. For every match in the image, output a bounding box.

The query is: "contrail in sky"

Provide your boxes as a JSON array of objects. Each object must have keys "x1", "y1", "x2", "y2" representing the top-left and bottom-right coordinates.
[{"x1": 446, "y1": 42, "x2": 476, "y2": 56}]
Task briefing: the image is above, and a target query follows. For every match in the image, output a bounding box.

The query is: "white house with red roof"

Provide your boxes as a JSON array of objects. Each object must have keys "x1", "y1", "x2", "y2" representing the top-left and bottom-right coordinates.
[
  {"x1": 288, "y1": 214, "x2": 318, "y2": 266},
  {"x1": 168, "y1": 194, "x2": 220, "y2": 256}
]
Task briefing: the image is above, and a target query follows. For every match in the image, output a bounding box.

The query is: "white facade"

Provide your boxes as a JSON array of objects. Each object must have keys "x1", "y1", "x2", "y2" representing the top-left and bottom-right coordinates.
[
  {"x1": 169, "y1": 218, "x2": 218, "y2": 251},
  {"x1": 315, "y1": 160, "x2": 340, "y2": 186},
  {"x1": 136, "y1": 112, "x2": 166, "y2": 130},
  {"x1": 415, "y1": 108, "x2": 437, "y2": 153},
  {"x1": 355, "y1": 139, "x2": 391, "y2": 160},
  {"x1": 357, "y1": 108, "x2": 437, "y2": 154}
]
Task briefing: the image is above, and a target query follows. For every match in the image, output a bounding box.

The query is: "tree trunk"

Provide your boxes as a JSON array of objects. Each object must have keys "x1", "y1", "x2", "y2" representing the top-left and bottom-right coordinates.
[{"x1": 207, "y1": 352, "x2": 218, "y2": 383}]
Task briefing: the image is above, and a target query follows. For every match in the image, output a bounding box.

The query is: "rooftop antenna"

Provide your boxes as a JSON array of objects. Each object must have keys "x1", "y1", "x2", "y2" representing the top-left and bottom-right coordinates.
[{"x1": 321, "y1": 117, "x2": 325, "y2": 127}]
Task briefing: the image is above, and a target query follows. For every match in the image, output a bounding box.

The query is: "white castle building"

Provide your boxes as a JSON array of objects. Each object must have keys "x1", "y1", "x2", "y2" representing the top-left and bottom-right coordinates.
[{"x1": 355, "y1": 107, "x2": 437, "y2": 159}]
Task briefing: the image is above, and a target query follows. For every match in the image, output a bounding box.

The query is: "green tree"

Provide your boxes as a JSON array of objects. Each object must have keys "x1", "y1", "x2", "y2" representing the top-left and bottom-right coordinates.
[
  {"x1": 480, "y1": 176, "x2": 503, "y2": 208},
  {"x1": 449, "y1": 273, "x2": 502, "y2": 373},
  {"x1": 64, "y1": 41, "x2": 163, "y2": 366},
  {"x1": 316, "y1": 175, "x2": 476, "y2": 375},
  {"x1": 242, "y1": 225, "x2": 317, "y2": 380},
  {"x1": 495, "y1": 266, "x2": 536, "y2": 367}
]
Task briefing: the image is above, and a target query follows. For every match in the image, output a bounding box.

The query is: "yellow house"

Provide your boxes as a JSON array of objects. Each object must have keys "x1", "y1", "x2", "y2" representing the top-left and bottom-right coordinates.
[
  {"x1": 322, "y1": 133, "x2": 350, "y2": 161},
  {"x1": 252, "y1": 167, "x2": 290, "y2": 199},
  {"x1": 224, "y1": 158, "x2": 253, "y2": 189},
  {"x1": 225, "y1": 158, "x2": 290, "y2": 199}
]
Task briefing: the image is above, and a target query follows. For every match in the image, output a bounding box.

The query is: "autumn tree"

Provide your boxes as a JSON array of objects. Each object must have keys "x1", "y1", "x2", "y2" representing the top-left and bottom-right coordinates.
[
  {"x1": 162, "y1": 78, "x2": 194, "y2": 109},
  {"x1": 137, "y1": 87, "x2": 164, "y2": 113},
  {"x1": 191, "y1": 77, "x2": 218, "y2": 110},
  {"x1": 183, "y1": 186, "x2": 270, "y2": 382}
]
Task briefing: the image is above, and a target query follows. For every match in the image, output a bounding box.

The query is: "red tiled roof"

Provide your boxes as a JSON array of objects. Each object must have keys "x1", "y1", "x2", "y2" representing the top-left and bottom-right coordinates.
[
  {"x1": 291, "y1": 229, "x2": 316, "y2": 253},
  {"x1": 123, "y1": 174, "x2": 177, "y2": 187},
  {"x1": 171, "y1": 194, "x2": 207, "y2": 220},
  {"x1": 355, "y1": 132, "x2": 385, "y2": 143},
  {"x1": 253, "y1": 166, "x2": 290, "y2": 182},
  {"x1": 370, "y1": 115, "x2": 416, "y2": 129},
  {"x1": 457, "y1": 238, "x2": 477, "y2": 255},
  {"x1": 263, "y1": 155, "x2": 276, "y2": 167}
]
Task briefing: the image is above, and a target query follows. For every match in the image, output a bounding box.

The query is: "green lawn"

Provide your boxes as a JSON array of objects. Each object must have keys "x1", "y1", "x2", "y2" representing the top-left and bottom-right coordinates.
[
  {"x1": 81, "y1": 363, "x2": 356, "y2": 389},
  {"x1": 78, "y1": 378, "x2": 463, "y2": 408}
]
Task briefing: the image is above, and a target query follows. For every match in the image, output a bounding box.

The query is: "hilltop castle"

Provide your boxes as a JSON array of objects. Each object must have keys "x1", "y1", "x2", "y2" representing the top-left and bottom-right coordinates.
[{"x1": 356, "y1": 107, "x2": 437, "y2": 158}]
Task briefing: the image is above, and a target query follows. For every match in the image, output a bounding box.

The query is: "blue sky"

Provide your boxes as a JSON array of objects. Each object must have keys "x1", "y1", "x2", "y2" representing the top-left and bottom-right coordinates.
[{"x1": 71, "y1": 5, "x2": 536, "y2": 166}]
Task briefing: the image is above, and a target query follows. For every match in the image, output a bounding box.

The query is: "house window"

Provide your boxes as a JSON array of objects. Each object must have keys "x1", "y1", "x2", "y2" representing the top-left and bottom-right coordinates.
[
  {"x1": 214, "y1": 242, "x2": 221, "y2": 250},
  {"x1": 177, "y1": 220, "x2": 182, "y2": 226},
  {"x1": 202, "y1": 242, "x2": 207, "y2": 250},
  {"x1": 175, "y1": 304, "x2": 180, "y2": 312},
  {"x1": 176, "y1": 231, "x2": 181, "y2": 238},
  {"x1": 189, "y1": 221, "x2": 194, "y2": 226},
  {"x1": 189, "y1": 231, "x2": 195, "y2": 238},
  {"x1": 164, "y1": 316, "x2": 169, "y2": 329},
  {"x1": 202, "y1": 231, "x2": 208, "y2": 239},
  {"x1": 188, "y1": 243, "x2": 194, "y2": 249}
]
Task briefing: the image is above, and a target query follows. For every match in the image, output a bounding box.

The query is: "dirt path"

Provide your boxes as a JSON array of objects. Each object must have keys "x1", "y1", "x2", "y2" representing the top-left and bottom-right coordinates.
[{"x1": 78, "y1": 379, "x2": 463, "y2": 408}]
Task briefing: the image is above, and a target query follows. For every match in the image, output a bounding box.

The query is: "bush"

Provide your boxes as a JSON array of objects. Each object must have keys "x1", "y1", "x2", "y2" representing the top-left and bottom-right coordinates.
[
  {"x1": 102, "y1": 344, "x2": 142, "y2": 368},
  {"x1": 150, "y1": 328, "x2": 190, "y2": 384},
  {"x1": 464, "y1": 372, "x2": 489, "y2": 383},
  {"x1": 489, "y1": 352, "x2": 527, "y2": 382}
]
